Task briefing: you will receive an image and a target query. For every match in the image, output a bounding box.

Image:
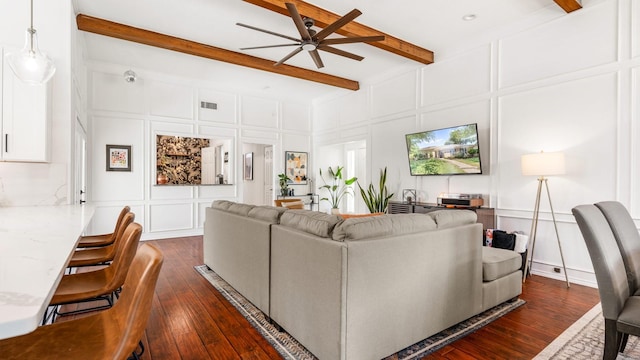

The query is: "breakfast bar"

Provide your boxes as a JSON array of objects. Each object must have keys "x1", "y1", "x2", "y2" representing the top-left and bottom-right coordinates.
[{"x1": 0, "y1": 204, "x2": 95, "y2": 340}]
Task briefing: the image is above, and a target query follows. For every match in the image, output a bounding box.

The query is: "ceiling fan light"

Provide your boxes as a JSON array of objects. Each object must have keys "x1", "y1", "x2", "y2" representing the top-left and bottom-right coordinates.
[{"x1": 302, "y1": 43, "x2": 316, "y2": 51}]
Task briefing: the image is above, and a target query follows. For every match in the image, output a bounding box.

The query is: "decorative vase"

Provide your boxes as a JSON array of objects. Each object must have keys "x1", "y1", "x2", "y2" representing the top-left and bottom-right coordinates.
[
  {"x1": 331, "y1": 208, "x2": 340, "y2": 215},
  {"x1": 157, "y1": 173, "x2": 168, "y2": 184},
  {"x1": 281, "y1": 188, "x2": 288, "y2": 196}
]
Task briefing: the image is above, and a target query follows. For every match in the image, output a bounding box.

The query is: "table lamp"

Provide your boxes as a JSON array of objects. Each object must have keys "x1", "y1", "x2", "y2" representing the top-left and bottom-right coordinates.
[{"x1": 521, "y1": 151, "x2": 569, "y2": 288}]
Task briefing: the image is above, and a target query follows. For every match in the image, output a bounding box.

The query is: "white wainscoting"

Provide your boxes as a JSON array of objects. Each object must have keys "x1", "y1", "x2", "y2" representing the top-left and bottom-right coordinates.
[{"x1": 87, "y1": 66, "x2": 311, "y2": 240}]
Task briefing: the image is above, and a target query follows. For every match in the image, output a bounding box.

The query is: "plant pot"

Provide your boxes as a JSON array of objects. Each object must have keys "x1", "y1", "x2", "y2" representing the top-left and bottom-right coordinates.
[
  {"x1": 281, "y1": 188, "x2": 288, "y2": 196},
  {"x1": 157, "y1": 173, "x2": 168, "y2": 184},
  {"x1": 331, "y1": 208, "x2": 340, "y2": 215}
]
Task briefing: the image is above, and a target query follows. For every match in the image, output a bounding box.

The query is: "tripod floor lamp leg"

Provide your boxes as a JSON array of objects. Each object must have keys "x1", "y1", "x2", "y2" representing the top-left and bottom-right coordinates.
[
  {"x1": 544, "y1": 179, "x2": 570, "y2": 288},
  {"x1": 523, "y1": 178, "x2": 543, "y2": 283}
]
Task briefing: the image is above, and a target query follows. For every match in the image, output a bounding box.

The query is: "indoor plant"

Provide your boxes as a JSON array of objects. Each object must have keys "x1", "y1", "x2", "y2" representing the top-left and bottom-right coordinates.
[
  {"x1": 318, "y1": 166, "x2": 357, "y2": 212},
  {"x1": 357, "y1": 167, "x2": 394, "y2": 213},
  {"x1": 277, "y1": 173, "x2": 290, "y2": 196}
]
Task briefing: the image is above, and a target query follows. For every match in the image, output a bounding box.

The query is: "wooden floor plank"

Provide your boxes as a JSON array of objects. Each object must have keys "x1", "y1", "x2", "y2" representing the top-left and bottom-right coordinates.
[{"x1": 56, "y1": 236, "x2": 599, "y2": 360}]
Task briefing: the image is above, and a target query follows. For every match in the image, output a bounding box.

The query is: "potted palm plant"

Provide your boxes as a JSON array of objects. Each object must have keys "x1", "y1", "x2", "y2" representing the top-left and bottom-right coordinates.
[
  {"x1": 358, "y1": 167, "x2": 394, "y2": 213},
  {"x1": 318, "y1": 166, "x2": 357, "y2": 213}
]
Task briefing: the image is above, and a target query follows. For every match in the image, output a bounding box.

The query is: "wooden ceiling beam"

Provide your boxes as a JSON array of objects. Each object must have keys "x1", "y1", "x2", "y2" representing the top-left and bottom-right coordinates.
[
  {"x1": 76, "y1": 14, "x2": 360, "y2": 91},
  {"x1": 553, "y1": 0, "x2": 582, "y2": 13},
  {"x1": 242, "y1": 0, "x2": 434, "y2": 65}
]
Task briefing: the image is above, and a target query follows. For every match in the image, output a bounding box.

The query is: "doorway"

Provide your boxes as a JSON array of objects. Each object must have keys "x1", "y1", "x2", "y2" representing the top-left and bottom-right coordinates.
[
  {"x1": 73, "y1": 116, "x2": 87, "y2": 205},
  {"x1": 316, "y1": 140, "x2": 367, "y2": 214},
  {"x1": 242, "y1": 143, "x2": 274, "y2": 206}
]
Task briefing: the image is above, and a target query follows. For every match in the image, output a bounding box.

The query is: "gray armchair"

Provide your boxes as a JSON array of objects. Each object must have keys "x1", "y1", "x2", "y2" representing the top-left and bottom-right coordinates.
[
  {"x1": 596, "y1": 201, "x2": 640, "y2": 295},
  {"x1": 572, "y1": 204, "x2": 640, "y2": 360}
]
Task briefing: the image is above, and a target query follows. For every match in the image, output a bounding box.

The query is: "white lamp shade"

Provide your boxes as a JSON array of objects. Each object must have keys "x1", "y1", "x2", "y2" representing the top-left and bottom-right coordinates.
[{"x1": 521, "y1": 151, "x2": 566, "y2": 176}]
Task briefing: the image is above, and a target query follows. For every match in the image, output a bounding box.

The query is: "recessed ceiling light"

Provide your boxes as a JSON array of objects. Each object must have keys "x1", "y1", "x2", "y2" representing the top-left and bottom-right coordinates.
[{"x1": 462, "y1": 14, "x2": 477, "y2": 21}]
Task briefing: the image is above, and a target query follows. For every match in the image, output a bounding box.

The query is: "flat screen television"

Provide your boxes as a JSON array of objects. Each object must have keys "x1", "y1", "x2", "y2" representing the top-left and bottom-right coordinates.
[{"x1": 405, "y1": 123, "x2": 482, "y2": 176}]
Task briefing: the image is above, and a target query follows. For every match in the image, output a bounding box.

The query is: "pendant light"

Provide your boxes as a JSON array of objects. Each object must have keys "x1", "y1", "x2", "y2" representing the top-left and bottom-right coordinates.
[{"x1": 5, "y1": 0, "x2": 56, "y2": 85}]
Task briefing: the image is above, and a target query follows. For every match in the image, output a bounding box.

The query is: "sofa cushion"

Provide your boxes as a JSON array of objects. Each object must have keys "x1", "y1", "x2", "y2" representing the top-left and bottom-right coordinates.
[
  {"x1": 211, "y1": 200, "x2": 235, "y2": 210},
  {"x1": 227, "y1": 203, "x2": 255, "y2": 216},
  {"x1": 332, "y1": 214, "x2": 437, "y2": 241},
  {"x1": 428, "y1": 210, "x2": 477, "y2": 229},
  {"x1": 248, "y1": 206, "x2": 288, "y2": 223},
  {"x1": 280, "y1": 210, "x2": 342, "y2": 238},
  {"x1": 482, "y1": 246, "x2": 522, "y2": 282}
]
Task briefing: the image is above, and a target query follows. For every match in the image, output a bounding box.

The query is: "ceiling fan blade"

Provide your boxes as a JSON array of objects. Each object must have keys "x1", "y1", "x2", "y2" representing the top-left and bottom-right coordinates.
[
  {"x1": 315, "y1": 9, "x2": 362, "y2": 41},
  {"x1": 321, "y1": 35, "x2": 385, "y2": 46},
  {"x1": 240, "y1": 43, "x2": 301, "y2": 50},
  {"x1": 309, "y1": 49, "x2": 325, "y2": 69},
  {"x1": 274, "y1": 46, "x2": 303, "y2": 66},
  {"x1": 237, "y1": 23, "x2": 300, "y2": 43},
  {"x1": 317, "y1": 45, "x2": 364, "y2": 61},
  {"x1": 285, "y1": 3, "x2": 312, "y2": 41}
]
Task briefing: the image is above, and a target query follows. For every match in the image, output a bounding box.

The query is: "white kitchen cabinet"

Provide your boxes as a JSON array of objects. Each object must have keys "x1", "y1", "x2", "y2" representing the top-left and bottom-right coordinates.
[{"x1": 1, "y1": 48, "x2": 51, "y2": 162}]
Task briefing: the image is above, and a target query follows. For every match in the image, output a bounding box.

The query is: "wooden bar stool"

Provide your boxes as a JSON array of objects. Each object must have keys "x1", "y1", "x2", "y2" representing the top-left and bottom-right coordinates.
[
  {"x1": 0, "y1": 243, "x2": 164, "y2": 360},
  {"x1": 46, "y1": 221, "x2": 142, "y2": 321},
  {"x1": 77, "y1": 206, "x2": 130, "y2": 248},
  {"x1": 68, "y1": 212, "x2": 135, "y2": 268}
]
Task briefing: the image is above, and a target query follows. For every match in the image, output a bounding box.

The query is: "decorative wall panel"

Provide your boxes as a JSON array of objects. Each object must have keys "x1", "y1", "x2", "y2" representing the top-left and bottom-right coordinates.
[
  {"x1": 499, "y1": 1, "x2": 617, "y2": 88},
  {"x1": 421, "y1": 45, "x2": 491, "y2": 107},
  {"x1": 371, "y1": 71, "x2": 417, "y2": 118},
  {"x1": 91, "y1": 116, "x2": 144, "y2": 202},
  {"x1": 198, "y1": 88, "x2": 236, "y2": 123},
  {"x1": 148, "y1": 81, "x2": 194, "y2": 119},
  {"x1": 497, "y1": 74, "x2": 618, "y2": 213},
  {"x1": 282, "y1": 102, "x2": 311, "y2": 132},
  {"x1": 633, "y1": 0, "x2": 640, "y2": 59},
  {"x1": 149, "y1": 203, "x2": 193, "y2": 232},
  {"x1": 241, "y1": 96, "x2": 278, "y2": 128},
  {"x1": 91, "y1": 72, "x2": 145, "y2": 114}
]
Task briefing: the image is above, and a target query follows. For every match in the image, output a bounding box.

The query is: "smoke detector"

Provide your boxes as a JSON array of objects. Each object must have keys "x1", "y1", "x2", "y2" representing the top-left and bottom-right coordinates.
[{"x1": 124, "y1": 70, "x2": 137, "y2": 83}]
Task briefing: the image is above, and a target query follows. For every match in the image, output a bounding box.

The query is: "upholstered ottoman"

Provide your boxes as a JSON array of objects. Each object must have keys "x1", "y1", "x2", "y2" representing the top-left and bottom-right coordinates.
[{"x1": 481, "y1": 246, "x2": 523, "y2": 311}]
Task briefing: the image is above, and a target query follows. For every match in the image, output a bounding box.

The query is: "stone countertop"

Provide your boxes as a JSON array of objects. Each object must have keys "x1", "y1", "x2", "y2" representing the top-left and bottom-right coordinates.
[{"x1": 0, "y1": 204, "x2": 95, "y2": 340}]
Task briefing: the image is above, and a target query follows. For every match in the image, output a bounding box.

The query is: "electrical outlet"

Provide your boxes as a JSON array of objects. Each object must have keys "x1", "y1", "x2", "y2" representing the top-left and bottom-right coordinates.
[{"x1": 553, "y1": 267, "x2": 561, "y2": 273}]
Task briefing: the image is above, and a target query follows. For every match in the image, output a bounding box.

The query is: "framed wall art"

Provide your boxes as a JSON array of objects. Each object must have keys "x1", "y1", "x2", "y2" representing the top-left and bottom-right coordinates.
[
  {"x1": 285, "y1": 151, "x2": 308, "y2": 184},
  {"x1": 244, "y1": 152, "x2": 253, "y2": 180},
  {"x1": 106, "y1": 144, "x2": 132, "y2": 172}
]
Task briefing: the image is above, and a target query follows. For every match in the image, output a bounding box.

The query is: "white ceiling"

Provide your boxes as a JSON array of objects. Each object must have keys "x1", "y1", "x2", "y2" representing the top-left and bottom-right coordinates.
[{"x1": 73, "y1": 0, "x2": 560, "y2": 102}]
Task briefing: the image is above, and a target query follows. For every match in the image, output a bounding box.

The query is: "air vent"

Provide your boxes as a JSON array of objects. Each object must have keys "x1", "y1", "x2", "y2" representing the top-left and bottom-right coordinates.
[{"x1": 200, "y1": 101, "x2": 217, "y2": 110}]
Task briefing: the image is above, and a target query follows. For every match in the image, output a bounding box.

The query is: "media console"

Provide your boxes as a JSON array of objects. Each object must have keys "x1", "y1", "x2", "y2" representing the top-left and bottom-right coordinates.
[{"x1": 388, "y1": 201, "x2": 495, "y2": 230}]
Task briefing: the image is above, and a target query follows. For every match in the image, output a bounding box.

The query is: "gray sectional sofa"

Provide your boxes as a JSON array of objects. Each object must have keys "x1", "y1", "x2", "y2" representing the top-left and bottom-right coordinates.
[{"x1": 203, "y1": 200, "x2": 522, "y2": 360}]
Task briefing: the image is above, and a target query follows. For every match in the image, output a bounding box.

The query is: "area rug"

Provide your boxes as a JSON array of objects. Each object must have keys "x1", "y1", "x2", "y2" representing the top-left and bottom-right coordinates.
[
  {"x1": 195, "y1": 265, "x2": 525, "y2": 360},
  {"x1": 534, "y1": 302, "x2": 640, "y2": 359}
]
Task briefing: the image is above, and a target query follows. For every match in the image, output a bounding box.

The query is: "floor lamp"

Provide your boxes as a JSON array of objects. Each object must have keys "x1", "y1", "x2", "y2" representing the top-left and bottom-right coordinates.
[{"x1": 521, "y1": 151, "x2": 570, "y2": 288}]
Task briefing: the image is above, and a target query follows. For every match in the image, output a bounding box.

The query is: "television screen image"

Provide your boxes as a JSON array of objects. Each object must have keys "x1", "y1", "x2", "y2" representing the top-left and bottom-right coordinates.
[{"x1": 405, "y1": 123, "x2": 482, "y2": 176}]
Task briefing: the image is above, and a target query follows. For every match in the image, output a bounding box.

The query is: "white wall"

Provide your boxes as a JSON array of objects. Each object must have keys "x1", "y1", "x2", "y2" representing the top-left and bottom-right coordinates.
[
  {"x1": 312, "y1": 0, "x2": 639, "y2": 287},
  {"x1": 86, "y1": 65, "x2": 311, "y2": 239}
]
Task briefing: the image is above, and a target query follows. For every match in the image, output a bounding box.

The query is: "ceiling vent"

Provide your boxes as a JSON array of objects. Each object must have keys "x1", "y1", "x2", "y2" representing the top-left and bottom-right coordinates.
[{"x1": 200, "y1": 101, "x2": 217, "y2": 110}]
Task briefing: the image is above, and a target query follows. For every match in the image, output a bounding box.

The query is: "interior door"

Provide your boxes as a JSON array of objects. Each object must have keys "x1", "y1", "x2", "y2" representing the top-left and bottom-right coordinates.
[
  {"x1": 264, "y1": 146, "x2": 273, "y2": 205},
  {"x1": 74, "y1": 117, "x2": 87, "y2": 204}
]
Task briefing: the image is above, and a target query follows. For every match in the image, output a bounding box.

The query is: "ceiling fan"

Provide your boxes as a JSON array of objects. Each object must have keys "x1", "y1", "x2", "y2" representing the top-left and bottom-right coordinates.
[{"x1": 237, "y1": 2, "x2": 385, "y2": 69}]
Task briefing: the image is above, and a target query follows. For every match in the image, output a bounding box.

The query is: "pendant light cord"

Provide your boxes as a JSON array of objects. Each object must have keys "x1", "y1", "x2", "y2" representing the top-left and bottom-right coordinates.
[{"x1": 29, "y1": 0, "x2": 35, "y2": 52}]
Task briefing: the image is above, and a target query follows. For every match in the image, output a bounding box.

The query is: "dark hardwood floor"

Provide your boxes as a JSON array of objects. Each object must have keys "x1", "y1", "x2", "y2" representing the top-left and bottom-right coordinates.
[{"x1": 61, "y1": 236, "x2": 600, "y2": 360}]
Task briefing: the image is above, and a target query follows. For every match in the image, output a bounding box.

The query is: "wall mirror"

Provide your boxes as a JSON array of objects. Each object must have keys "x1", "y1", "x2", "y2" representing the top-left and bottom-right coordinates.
[{"x1": 155, "y1": 134, "x2": 233, "y2": 185}]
